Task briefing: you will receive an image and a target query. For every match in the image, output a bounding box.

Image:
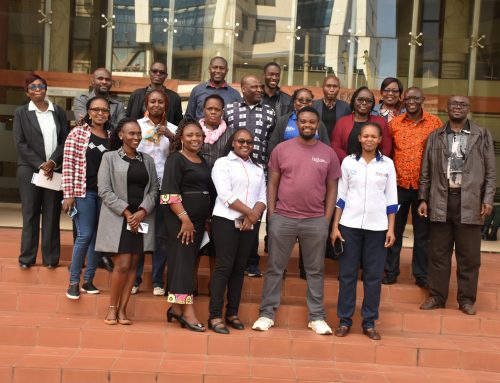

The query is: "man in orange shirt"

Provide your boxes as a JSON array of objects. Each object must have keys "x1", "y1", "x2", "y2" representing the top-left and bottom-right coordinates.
[{"x1": 383, "y1": 87, "x2": 441, "y2": 288}]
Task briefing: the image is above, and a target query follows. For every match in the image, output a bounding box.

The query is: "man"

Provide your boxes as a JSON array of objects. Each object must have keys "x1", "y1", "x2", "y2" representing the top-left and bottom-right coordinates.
[
  {"x1": 126, "y1": 61, "x2": 183, "y2": 125},
  {"x1": 261, "y1": 62, "x2": 292, "y2": 118},
  {"x1": 383, "y1": 87, "x2": 441, "y2": 287},
  {"x1": 312, "y1": 75, "x2": 351, "y2": 138},
  {"x1": 418, "y1": 95, "x2": 496, "y2": 315},
  {"x1": 225, "y1": 74, "x2": 276, "y2": 278},
  {"x1": 252, "y1": 106, "x2": 340, "y2": 335},
  {"x1": 73, "y1": 68, "x2": 126, "y2": 128},
  {"x1": 185, "y1": 56, "x2": 241, "y2": 120}
]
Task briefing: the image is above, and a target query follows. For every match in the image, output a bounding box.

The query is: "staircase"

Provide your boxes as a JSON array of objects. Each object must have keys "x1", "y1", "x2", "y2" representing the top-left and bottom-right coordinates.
[{"x1": 1, "y1": 227, "x2": 500, "y2": 382}]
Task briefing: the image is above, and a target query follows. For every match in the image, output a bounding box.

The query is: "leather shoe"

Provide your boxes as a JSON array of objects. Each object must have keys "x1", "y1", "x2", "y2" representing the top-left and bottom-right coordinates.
[
  {"x1": 45, "y1": 264, "x2": 58, "y2": 269},
  {"x1": 209, "y1": 319, "x2": 230, "y2": 334},
  {"x1": 415, "y1": 278, "x2": 428, "y2": 289},
  {"x1": 420, "y1": 296, "x2": 444, "y2": 310},
  {"x1": 382, "y1": 275, "x2": 397, "y2": 285},
  {"x1": 99, "y1": 256, "x2": 114, "y2": 272},
  {"x1": 19, "y1": 263, "x2": 31, "y2": 269},
  {"x1": 459, "y1": 303, "x2": 476, "y2": 315},
  {"x1": 225, "y1": 316, "x2": 244, "y2": 330},
  {"x1": 334, "y1": 325, "x2": 350, "y2": 337},
  {"x1": 363, "y1": 327, "x2": 381, "y2": 340}
]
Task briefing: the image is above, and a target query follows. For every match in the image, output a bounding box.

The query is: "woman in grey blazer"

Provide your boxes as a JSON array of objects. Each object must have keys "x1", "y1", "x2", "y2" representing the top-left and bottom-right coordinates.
[
  {"x1": 96, "y1": 118, "x2": 158, "y2": 325},
  {"x1": 13, "y1": 73, "x2": 68, "y2": 268}
]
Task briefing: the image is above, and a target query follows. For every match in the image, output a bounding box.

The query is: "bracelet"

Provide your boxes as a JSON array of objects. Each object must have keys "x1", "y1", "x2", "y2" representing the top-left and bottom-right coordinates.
[{"x1": 177, "y1": 211, "x2": 188, "y2": 219}]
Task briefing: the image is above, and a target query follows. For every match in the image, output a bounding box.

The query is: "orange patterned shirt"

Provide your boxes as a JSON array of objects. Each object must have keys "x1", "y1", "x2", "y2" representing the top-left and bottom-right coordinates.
[{"x1": 390, "y1": 111, "x2": 442, "y2": 189}]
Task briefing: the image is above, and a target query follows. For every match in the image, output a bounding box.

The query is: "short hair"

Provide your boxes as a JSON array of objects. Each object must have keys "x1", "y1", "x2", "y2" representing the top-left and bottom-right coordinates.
[
  {"x1": 296, "y1": 105, "x2": 320, "y2": 120},
  {"x1": 291, "y1": 87, "x2": 314, "y2": 101},
  {"x1": 109, "y1": 117, "x2": 140, "y2": 151},
  {"x1": 380, "y1": 77, "x2": 403, "y2": 94},
  {"x1": 263, "y1": 62, "x2": 281, "y2": 73},
  {"x1": 24, "y1": 73, "x2": 47, "y2": 92},
  {"x1": 203, "y1": 94, "x2": 225, "y2": 108},
  {"x1": 209, "y1": 56, "x2": 228, "y2": 67},
  {"x1": 150, "y1": 61, "x2": 167, "y2": 70},
  {"x1": 322, "y1": 75, "x2": 340, "y2": 86},
  {"x1": 350, "y1": 86, "x2": 375, "y2": 111},
  {"x1": 93, "y1": 67, "x2": 111, "y2": 77}
]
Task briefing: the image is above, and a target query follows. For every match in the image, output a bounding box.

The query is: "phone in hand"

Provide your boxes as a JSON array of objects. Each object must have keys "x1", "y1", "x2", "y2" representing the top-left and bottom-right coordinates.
[{"x1": 333, "y1": 238, "x2": 344, "y2": 256}]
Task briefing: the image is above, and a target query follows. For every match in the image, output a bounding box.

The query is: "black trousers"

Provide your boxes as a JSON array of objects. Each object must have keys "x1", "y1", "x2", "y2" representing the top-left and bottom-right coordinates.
[
  {"x1": 428, "y1": 193, "x2": 481, "y2": 306},
  {"x1": 385, "y1": 187, "x2": 429, "y2": 279},
  {"x1": 209, "y1": 216, "x2": 258, "y2": 319},
  {"x1": 17, "y1": 165, "x2": 61, "y2": 266}
]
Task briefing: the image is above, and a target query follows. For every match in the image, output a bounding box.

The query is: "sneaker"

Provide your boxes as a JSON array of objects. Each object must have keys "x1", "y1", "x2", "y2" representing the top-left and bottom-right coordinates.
[
  {"x1": 66, "y1": 283, "x2": 80, "y2": 300},
  {"x1": 153, "y1": 287, "x2": 165, "y2": 296},
  {"x1": 308, "y1": 320, "x2": 333, "y2": 335},
  {"x1": 131, "y1": 285, "x2": 139, "y2": 295},
  {"x1": 252, "y1": 317, "x2": 274, "y2": 331},
  {"x1": 246, "y1": 265, "x2": 263, "y2": 278},
  {"x1": 81, "y1": 281, "x2": 100, "y2": 294}
]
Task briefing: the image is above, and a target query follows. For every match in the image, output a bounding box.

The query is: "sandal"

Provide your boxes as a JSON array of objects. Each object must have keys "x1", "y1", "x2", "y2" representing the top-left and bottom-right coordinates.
[
  {"x1": 117, "y1": 315, "x2": 132, "y2": 325},
  {"x1": 208, "y1": 318, "x2": 229, "y2": 334},
  {"x1": 225, "y1": 315, "x2": 244, "y2": 330},
  {"x1": 104, "y1": 305, "x2": 118, "y2": 325}
]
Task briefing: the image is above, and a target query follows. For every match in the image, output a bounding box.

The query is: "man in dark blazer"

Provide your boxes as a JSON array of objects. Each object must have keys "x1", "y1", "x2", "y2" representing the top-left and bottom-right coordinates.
[
  {"x1": 13, "y1": 74, "x2": 69, "y2": 268},
  {"x1": 312, "y1": 75, "x2": 351, "y2": 138},
  {"x1": 126, "y1": 61, "x2": 183, "y2": 125}
]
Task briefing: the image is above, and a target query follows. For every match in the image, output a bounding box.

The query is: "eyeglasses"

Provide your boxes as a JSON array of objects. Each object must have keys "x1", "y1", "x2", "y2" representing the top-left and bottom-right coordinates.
[
  {"x1": 404, "y1": 96, "x2": 422, "y2": 103},
  {"x1": 28, "y1": 84, "x2": 47, "y2": 91},
  {"x1": 235, "y1": 138, "x2": 254, "y2": 145},
  {"x1": 296, "y1": 97, "x2": 313, "y2": 103},
  {"x1": 150, "y1": 69, "x2": 167, "y2": 75},
  {"x1": 355, "y1": 97, "x2": 374, "y2": 104},
  {"x1": 89, "y1": 107, "x2": 110, "y2": 114},
  {"x1": 449, "y1": 101, "x2": 470, "y2": 109},
  {"x1": 383, "y1": 88, "x2": 400, "y2": 94}
]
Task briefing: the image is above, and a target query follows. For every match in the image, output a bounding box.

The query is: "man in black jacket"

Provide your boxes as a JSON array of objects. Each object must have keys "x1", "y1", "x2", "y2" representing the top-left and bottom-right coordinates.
[
  {"x1": 126, "y1": 61, "x2": 183, "y2": 125},
  {"x1": 261, "y1": 62, "x2": 292, "y2": 118}
]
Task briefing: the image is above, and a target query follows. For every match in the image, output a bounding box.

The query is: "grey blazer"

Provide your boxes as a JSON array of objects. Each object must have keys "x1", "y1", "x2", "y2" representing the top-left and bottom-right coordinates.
[{"x1": 95, "y1": 150, "x2": 159, "y2": 253}]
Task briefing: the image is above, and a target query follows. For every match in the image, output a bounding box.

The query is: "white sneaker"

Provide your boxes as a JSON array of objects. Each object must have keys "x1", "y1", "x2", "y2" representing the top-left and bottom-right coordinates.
[
  {"x1": 153, "y1": 287, "x2": 165, "y2": 296},
  {"x1": 252, "y1": 317, "x2": 274, "y2": 331},
  {"x1": 131, "y1": 285, "x2": 139, "y2": 295},
  {"x1": 308, "y1": 320, "x2": 333, "y2": 335}
]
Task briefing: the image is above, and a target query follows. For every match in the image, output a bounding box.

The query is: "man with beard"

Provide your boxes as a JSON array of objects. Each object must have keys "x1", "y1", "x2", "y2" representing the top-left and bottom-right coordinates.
[
  {"x1": 126, "y1": 61, "x2": 183, "y2": 125},
  {"x1": 74, "y1": 68, "x2": 126, "y2": 128},
  {"x1": 418, "y1": 95, "x2": 495, "y2": 315},
  {"x1": 312, "y1": 75, "x2": 351, "y2": 137},
  {"x1": 252, "y1": 106, "x2": 340, "y2": 334},
  {"x1": 261, "y1": 62, "x2": 291, "y2": 118}
]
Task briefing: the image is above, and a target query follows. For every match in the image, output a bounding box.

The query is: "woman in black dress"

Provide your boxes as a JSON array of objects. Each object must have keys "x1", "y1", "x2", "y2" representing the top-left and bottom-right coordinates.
[{"x1": 161, "y1": 119, "x2": 211, "y2": 332}]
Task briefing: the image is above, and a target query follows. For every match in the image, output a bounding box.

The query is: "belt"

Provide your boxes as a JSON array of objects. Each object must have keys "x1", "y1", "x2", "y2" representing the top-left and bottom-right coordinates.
[
  {"x1": 183, "y1": 191, "x2": 209, "y2": 195},
  {"x1": 448, "y1": 188, "x2": 461, "y2": 194}
]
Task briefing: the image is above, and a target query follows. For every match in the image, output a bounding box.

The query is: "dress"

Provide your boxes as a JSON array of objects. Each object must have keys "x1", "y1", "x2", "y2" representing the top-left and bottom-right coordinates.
[
  {"x1": 117, "y1": 155, "x2": 149, "y2": 253},
  {"x1": 160, "y1": 151, "x2": 211, "y2": 304}
]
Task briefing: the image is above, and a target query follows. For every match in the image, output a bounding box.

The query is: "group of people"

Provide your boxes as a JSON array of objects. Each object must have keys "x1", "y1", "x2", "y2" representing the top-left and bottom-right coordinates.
[{"x1": 13, "y1": 55, "x2": 495, "y2": 338}]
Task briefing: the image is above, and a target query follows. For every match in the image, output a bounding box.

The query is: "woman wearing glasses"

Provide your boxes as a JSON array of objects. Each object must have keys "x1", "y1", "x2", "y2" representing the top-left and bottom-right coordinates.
[
  {"x1": 372, "y1": 77, "x2": 405, "y2": 122},
  {"x1": 268, "y1": 88, "x2": 330, "y2": 154},
  {"x1": 62, "y1": 97, "x2": 111, "y2": 299},
  {"x1": 13, "y1": 73, "x2": 68, "y2": 269},
  {"x1": 208, "y1": 128, "x2": 266, "y2": 334},
  {"x1": 331, "y1": 86, "x2": 391, "y2": 164}
]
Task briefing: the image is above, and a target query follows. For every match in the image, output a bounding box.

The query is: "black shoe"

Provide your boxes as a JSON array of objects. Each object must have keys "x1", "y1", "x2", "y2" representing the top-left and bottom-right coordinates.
[
  {"x1": 98, "y1": 256, "x2": 114, "y2": 272},
  {"x1": 166, "y1": 306, "x2": 182, "y2": 323},
  {"x1": 225, "y1": 316, "x2": 245, "y2": 330},
  {"x1": 299, "y1": 269, "x2": 307, "y2": 280},
  {"x1": 81, "y1": 281, "x2": 100, "y2": 294},
  {"x1": 178, "y1": 315, "x2": 206, "y2": 332},
  {"x1": 19, "y1": 263, "x2": 31, "y2": 269},
  {"x1": 420, "y1": 296, "x2": 445, "y2": 310},
  {"x1": 459, "y1": 303, "x2": 476, "y2": 315},
  {"x1": 415, "y1": 278, "x2": 428, "y2": 289},
  {"x1": 66, "y1": 283, "x2": 80, "y2": 300},
  {"x1": 209, "y1": 319, "x2": 230, "y2": 334},
  {"x1": 45, "y1": 264, "x2": 58, "y2": 269},
  {"x1": 382, "y1": 275, "x2": 397, "y2": 285}
]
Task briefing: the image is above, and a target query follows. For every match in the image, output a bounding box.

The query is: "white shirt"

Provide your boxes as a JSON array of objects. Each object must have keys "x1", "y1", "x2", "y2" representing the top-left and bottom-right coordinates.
[
  {"x1": 28, "y1": 100, "x2": 57, "y2": 161},
  {"x1": 137, "y1": 116, "x2": 177, "y2": 186},
  {"x1": 336, "y1": 153, "x2": 398, "y2": 231},
  {"x1": 212, "y1": 151, "x2": 267, "y2": 221}
]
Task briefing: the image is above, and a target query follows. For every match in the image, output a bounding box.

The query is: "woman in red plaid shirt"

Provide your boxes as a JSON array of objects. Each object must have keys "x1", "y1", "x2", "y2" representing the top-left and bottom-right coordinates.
[{"x1": 62, "y1": 97, "x2": 111, "y2": 300}]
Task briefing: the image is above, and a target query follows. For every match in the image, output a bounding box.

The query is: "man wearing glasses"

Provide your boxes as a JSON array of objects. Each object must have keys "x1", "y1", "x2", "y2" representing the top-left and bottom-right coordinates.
[
  {"x1": 74, "y1": 68, "x2": 126, "y2": 128},
  {"x1": 126, "y1": 61, "x2": 183, "y2": 125},
  {"x1": 418, "y1": 95, "x2": 496, "y2": 315},
  {"x1": 383, "y1": 87, "x2": 441, "y2": 288}
]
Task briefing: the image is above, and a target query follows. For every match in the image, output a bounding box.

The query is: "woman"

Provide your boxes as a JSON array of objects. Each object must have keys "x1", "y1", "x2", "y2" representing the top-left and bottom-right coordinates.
[
  {"x1": 62, "y1": 96, "x2": 111, "y2": 299},
  {"x1": 96, "y1": 118, "x2": 158, "y2": 325},
  {"x1": 208, "y1": 128, "x2": 266, "y2": 334},
  {"x1": 331, "y1": 122, "x2": 397, "y2": 340},
  {"x1": 268, "y1": 88, "x2": 330, "y2": 154},
  {"x1": 193, "y1": 94, "x2": 234, "y2": 294},
  {"x1": 13, "y1": 73, "x2": 68, "y2": 268},
  {"x1": 372, "y1": 77, "x2": 405, "y2": 122},
  {"x1": 133, "y1": 89, "x2": 176, "y2": 296},
  {"x1": 332, "y1": 86, "x2": 391, "y2": 164},
  {"x1": 161, "y1": 119, "x2": 211, "y2": 332}
]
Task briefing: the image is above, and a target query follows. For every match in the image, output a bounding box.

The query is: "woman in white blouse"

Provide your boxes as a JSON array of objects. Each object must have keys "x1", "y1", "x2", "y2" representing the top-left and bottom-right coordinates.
[
  {"x1": 208, "y1": 128, "x2": 267, "y2": 334},
  {"x1": 331, "y1": 122, "x2": 397, "y2": 340}
]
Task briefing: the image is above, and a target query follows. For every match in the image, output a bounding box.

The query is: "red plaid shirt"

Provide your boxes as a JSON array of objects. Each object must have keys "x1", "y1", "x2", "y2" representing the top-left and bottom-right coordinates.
[{"x1": 62, "y1": 123, "x2": 92, "y2": 198}]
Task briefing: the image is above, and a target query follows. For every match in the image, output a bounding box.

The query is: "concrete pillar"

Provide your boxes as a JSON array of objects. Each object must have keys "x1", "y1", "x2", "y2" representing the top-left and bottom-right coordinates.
[{"x1": 49, "y1": 0, "x2": 71, "y2": 71}]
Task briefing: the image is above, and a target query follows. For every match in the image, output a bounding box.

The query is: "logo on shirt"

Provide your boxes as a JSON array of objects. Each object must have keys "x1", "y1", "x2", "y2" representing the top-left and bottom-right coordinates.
[
  {"x1": 285, "y1": 126, "x2": 295, "y2": 132},
  {"x1": 375, "y1": 171, "x2": 388, "y2": 178},
  {"x1": 312, "y1": 157, "x2": 328, "y2": 164}
]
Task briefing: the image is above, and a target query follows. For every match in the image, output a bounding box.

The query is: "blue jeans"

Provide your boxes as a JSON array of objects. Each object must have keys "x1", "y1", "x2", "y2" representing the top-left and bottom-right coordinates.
[
  {"x1": 135, "y1": 201, "x2": 167, "y2": 288},
  {"x1": 69, "y1": 191, "x2": 101, "y2": 284}
]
